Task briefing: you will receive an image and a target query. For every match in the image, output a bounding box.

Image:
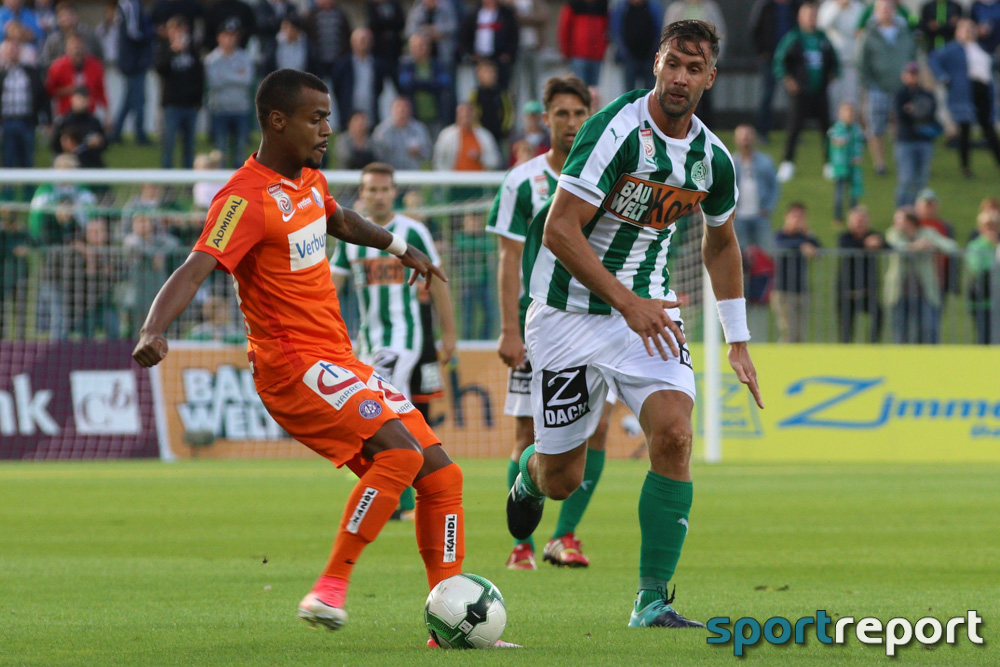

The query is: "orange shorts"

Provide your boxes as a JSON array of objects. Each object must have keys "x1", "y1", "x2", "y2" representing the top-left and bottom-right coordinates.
[{"x1": 259, "y1": 356, "x2": 440, "y2": 467}]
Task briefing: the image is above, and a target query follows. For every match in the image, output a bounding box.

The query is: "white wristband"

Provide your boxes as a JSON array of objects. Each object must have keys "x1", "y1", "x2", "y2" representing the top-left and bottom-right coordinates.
[
  {"x1": 385, "y1": 232, "x2": 407, "y2": 257},
  {"x1": 717, "y1": 297, "x2": 751, "y2": 344}
]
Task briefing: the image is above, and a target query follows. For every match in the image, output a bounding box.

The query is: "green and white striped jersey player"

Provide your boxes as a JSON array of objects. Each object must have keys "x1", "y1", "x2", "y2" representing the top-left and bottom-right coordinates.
[
  {"x1": 487, "y1": 77, "x2": 622, "y2": 572},
  {"x1": 331, "y1": 213, "x2": 438, "y2": 363},
  {"x1": 507, "y1": 20, "x2": 764, "y2": 630},
  {"x1": 330, "y1": 166, "x2": 456, "y2": 406},
  {"x1": 524, "y1": 91, "x2": 736, "y2": 314},
  {"x1": 486, "y1": 152, "x2": 556, "y2": 418}
]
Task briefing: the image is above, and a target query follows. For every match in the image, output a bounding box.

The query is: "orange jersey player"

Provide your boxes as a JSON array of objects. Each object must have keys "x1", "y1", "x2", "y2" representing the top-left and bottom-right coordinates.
[{"x1": 132, "y1": 70, "x2": 507, "y2": 646}]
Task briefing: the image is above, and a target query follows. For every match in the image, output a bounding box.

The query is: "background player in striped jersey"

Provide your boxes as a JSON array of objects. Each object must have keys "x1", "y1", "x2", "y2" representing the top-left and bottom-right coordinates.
[
  {"x1": 507, "y1": 21, "x2": 764, "y2": 628},
  {"x1": 131, "y1": 70, "x2": 521, "y2": 647},
  {"x1": 487, "y1": 75, "x2": 615, "y2": 571},
  {"x1": 331, "y1": 162, "x2": 456, "y2": 521}
]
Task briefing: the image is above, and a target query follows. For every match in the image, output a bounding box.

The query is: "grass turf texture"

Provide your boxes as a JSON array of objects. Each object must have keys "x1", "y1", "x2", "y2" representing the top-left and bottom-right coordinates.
[{"x1": 1, "y1": 458, "x2": 997, "y2": 666}]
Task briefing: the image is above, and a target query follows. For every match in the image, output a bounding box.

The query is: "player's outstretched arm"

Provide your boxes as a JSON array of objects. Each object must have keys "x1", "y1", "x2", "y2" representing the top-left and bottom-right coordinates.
[
  {"x1": 544, "y1": 186, "x2": 686, "y2": 360},
  {"x1": 327, "y1": 206, "x2": 447, "y2": 285},
  {"x1": 327, "y1": 204, "x2": 394, "y2": 248},
  {"x1": 132, "y1": 250, "x2": 218, "y2": 368},
  {"x1": 702, "y1": 215, "x2": 764, "y2": 409}
]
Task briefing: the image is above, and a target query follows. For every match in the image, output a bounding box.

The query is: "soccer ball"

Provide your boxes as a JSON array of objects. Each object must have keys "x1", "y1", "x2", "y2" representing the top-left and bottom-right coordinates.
[{"x1": 424, "y1": 573, "x2": 507, "y2": 649}]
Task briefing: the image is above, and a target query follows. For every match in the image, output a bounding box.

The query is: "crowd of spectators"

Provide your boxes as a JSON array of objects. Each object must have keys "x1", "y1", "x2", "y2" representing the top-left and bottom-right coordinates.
[
  {"x1": 741, "y1": 0, "x2": 1000, "y2": 345},
  {"x1": 0, "y1": 0, "x2": 997, "y2": 346},
  {"x1": 761, "y1": 191, "x2": 999, "y2": 346}
]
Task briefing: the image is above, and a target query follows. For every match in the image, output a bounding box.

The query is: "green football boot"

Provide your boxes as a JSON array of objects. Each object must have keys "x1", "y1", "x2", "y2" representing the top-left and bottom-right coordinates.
[{"x1": 628, "y1": 588, "x2": 705, "y2": 629}]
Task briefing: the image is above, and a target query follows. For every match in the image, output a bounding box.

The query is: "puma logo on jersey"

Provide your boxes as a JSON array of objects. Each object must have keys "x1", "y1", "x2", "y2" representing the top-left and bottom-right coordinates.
[
  {"x1": 609, "y1": 128, "x2": 623, "y2": 143},
  {"x1": 287, "y1": 218, "x2": 327, "y2": 271},
  {"x1": 604, "y1": 174, "x2": 707, "y2": 230},
  {"x1": 206, "y1": 195, "x2": 247, "y2": 251}
]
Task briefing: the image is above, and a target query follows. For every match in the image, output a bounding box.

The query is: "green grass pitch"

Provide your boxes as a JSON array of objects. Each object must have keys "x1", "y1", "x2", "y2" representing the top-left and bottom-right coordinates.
[{"x1": 1, "y1": 458, "x2": 997, "y2": 666}]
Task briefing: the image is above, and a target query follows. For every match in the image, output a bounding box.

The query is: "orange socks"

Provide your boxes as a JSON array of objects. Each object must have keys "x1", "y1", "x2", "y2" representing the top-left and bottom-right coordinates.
[
  {"x1": 320, "y1": 447, "x2": 424, "y2": 588},
  {"x1": 412, "y1": 462, "x2": 465, "y2": 589}
]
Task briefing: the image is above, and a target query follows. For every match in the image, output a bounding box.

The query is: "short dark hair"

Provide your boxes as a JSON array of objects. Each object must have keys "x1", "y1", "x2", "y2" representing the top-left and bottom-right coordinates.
[
  {"x1": 361, "y1": 162, "x2": 395, "y2": 183},
  {"x1": 787, "y1": 201, "x2": 807, "y2": 212},
  {"x1": 658, "y1": 20, "x2": 721, "y2": 67},
  {"x1": 543, "y1": 75, "x2": 591, "y2": 111},
  {"x1": 255, "y1": 69, "x2": 328, "y2": 129}
]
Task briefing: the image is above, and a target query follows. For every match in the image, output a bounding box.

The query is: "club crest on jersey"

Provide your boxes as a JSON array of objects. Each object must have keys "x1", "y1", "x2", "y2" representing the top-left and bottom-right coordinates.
[
  {"x1": 359, "y1": 399, "x2": 383, "y2": 419},
  {"x1": 533, "y1": 174, "x2": 549, "y2": 199},
  {"x1": 691, "y1": 160, "x2": 708, "y2": 185},
  {"x1": 640, "y1": 128, "x2": 656, "y2": 161},
  {"x1": 603, "y1": 174, "x2": 707, "y2": 230},
  {"x1": 267, "y1": 183, "x2": 294, "y2": 218}
]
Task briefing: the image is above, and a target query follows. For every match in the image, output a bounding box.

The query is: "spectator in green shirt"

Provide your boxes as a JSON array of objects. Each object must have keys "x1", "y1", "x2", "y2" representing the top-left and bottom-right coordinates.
[
  {"x1": 966, "y1": 209, "x2": 1000, "y2": 344},
  {"x1": 773, "y1": 2, "x2": 840, "y2": 183},
  {"x1": 827, "y1": 101, "x2": 865, "y2": 226}
]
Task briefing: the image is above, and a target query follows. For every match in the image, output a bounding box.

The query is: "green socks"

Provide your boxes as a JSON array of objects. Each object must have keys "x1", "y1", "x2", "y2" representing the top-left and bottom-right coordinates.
[
  {"x1": 553, "y1": 448, "x2": 605, "y2": 539},
  {"x1": 637, "y1": 582, "x2": 672, "y2": 610},
  {"x1": 517, "y1": 444, "x2": 543, "y2": 498},
  {"x1": 508, "y1": 458, "x2": 533, "y2": 548},
  {"x1": 398, "y1": 486, "x2": 415, "y2": 512},
  {"x1": 636, "y1": 471, "x2": 692, "y2": 610}
]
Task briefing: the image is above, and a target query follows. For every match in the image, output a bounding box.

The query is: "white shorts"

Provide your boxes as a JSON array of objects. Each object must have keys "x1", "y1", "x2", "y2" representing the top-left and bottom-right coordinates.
[
  {"x1": 364, "y1": 347, "x2": 421, "y2": 401},
  {"x1": 524, "y1": 301, "x2": 695, "y2": 455},
  {"x1": 504, "y1": 353, "x2": 618, "y2": 418}
]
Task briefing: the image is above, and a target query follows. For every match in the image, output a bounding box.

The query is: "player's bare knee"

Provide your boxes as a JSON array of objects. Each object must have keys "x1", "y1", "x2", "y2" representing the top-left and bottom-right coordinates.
[
  {"x1": 541, "y1": 474, "x2": 581, "y2": 501},
  {"x1": 536, "y1": 463, "x2": 583, "y2": 500},
  {"x1": 415, "y1": 443, "x2": 454, "y2": 481},
  {"x1": 647, "y1": 421, "x2": 693, "y2": 465},
  {"x1": 363, "y1": 418, "x2": 423, "y2": 459}
]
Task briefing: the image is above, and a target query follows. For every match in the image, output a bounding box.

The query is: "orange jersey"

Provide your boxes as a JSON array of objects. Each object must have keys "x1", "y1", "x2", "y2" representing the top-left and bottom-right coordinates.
[{"x1": 195, "y1": 154, "x2": 349, "y2": 389}]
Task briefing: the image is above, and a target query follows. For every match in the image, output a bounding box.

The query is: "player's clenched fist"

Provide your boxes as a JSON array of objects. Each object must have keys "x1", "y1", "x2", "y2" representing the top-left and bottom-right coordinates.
[
  {"x1": 399, "y1": 246, "x2": 448, "y2": 286},
  {"x1": 621, "y1": 296, "x2": 686, "y2": 361},
  {"x1": 132, "y1": 333, "x2": 168, "y2": 367}
]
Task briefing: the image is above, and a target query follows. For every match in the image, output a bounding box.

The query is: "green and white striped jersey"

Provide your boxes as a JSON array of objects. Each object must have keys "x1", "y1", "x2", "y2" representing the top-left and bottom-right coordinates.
[
  {"x1": 486, "y1": 153, "x2": 558, "y2": 242},
  {"x1": 485, "y1": 152, "x2": 558, "y2": 328},
  {"x1": 523, "y1": 89, "x2": 738, "y2": 314},
  {"x1": 329, "y1": 214, "x2": 440, "y2": 356}
]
